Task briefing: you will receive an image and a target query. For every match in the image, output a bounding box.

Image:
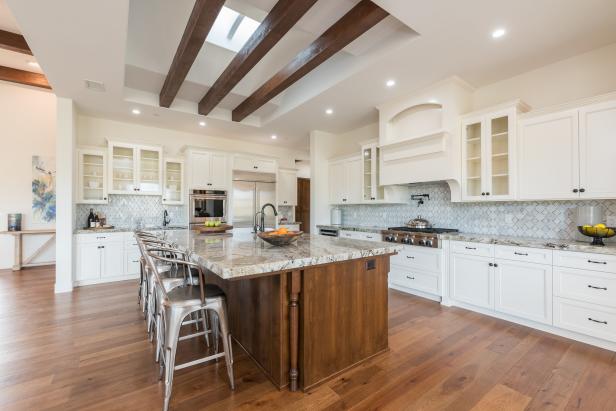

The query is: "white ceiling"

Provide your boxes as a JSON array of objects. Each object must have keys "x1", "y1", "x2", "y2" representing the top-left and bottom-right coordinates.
[
  {"x1": 0, "y1": 0, "x2": 41, "y2": 74},
  {"x1": 4, "y1": 0, "x2": 616, "y2": 150}
]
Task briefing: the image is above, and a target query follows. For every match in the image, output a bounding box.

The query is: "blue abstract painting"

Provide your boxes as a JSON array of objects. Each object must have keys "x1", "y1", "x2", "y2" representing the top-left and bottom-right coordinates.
[{"x1": 32, "y1": 156, "x2": 56, "y2": 223}]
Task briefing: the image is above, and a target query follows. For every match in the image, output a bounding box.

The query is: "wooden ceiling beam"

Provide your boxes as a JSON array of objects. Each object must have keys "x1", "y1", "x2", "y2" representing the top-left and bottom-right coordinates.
[
  {"x1": 0, "y1": 66, "x2": 50, "y2": 89},
  {"x1": 0, "y1": 29, "x2": 32, "y2": 55},
  {"x1": 159, "y1": 0, "x2": 225, "y2": 108},
  {"x1": 198, "y1": 0, "x2": 319, "y2": 116},
  {"x1": 231, "y1": 0, "x2": 388, "y2": 122}
]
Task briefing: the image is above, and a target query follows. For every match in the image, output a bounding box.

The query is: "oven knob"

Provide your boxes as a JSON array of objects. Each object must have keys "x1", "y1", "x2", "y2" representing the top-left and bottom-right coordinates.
[
  {"x1": 425, "y1": 239, "x2": 433, "y2": 247},
  {"x1": 385, "y1": 235, "x2": 394, "y2": 242},
  {"x1": 401, "y1": 236, "x2": 410, "y2": 244},
  {"x1": 408, "y1": 237, "x2": 415, "y2": 245},
  {"x1": 417, "y1": 239, "x2": 426, "y2": 246}
]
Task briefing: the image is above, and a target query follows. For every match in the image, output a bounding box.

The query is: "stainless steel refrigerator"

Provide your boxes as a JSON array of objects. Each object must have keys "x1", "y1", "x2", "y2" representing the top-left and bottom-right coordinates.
[{"x1": 232, "y1": 171, "x2": 277, "y2": 232}]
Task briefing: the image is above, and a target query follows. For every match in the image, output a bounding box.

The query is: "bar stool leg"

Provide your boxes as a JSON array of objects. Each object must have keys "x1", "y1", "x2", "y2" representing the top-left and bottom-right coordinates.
[
  {"x1": 163, "y1": 308, "x2": 184, "y2": 411},
  {"x1": 201, "y1": 309, "x2": 210, "y2": 347},
  {"x1": 216, "y1": 302, "x2": 235, "y2": 390}
]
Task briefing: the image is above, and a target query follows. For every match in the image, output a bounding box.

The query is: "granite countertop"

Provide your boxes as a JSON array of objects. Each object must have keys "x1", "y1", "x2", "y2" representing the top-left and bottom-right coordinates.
[
  {"x1": 159, "y1": 230, "x2": 402, "y2": 279},
  {"x1": 316, "y1": 224, "x2": 388, "y2": 234},
  {"x1": 440, "y1": 232, "x2": 616, "y2": 256},
  {"x1": 74, "y1": 226, "x2": 188, "y2": 234}
]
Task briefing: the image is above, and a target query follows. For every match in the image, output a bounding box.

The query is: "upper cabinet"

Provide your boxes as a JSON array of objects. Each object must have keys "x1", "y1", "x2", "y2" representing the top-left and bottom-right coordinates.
[
  {"x1": 278, "y1": 168, "x2": 298, "y2": 206},
  {"x1": 233, "y1": 155, "x2": 277, "y2": 174},
  {"x1": 189, "y1": 150, "x2": 229, "y2": 190},
  {"x1": 461, "y1": 103, "x2": 527, "y2": 202},
  {"x1": 108, "y1": 141, "x2": 162, "y2": 195},
  {"x1": 329, "y1": 157, "x2": 362, "y2": 204},
  {"x1": 518, "y1": 99, "x2": 616, "y2": 201},
  {"x1": 77, "y1": 148, "x2": 108, "y2": 204},
  {"x1": 162, "y1": 158, "x2": 184, "y2": 205},
  {"x1": 362, "y1": 143, "x2": 385, "y2": 202}
]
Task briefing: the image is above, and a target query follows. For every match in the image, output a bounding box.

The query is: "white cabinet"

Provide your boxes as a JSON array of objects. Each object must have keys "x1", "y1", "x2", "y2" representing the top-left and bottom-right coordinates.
[
  {"x1": 108, "y1": 141, "x2": 163, "y2": 195},
  {"x1": 163, "y1": 158, "x2": 184, "y2": 205},
  {"x1": 189, "y1": 151, "x2": 229, "y2": 190},
  {"x1": 461, "y1": 104, "x2": 524, "y2": 201},
  {"x1": 328, "y1": 157, "x2": 362, "y2": 204},
  {"x1": 76, "y1": 242, "x2": 102, "y2": 281},
  {"x1": 494, "y1": 259, "x2": 553, "y2": 325},
  {"x1": 101, "y1": 242, "x2": 125, "y2": 278},
  {"x1": 389, "y1": 244, "x2": 443, "y2": 298},
  {"x1": 361, "y1": 143, "x2": 385, "y2": 202},
  {"x1": 233, "y1": 155, "x2": 277, "y2": 173},
  {"x1": 450, "y1": 253, "x2": 494, "y2": 309},
  {"x1": 339, "y1": 230, "x2": 381, "y2": 242},
  {"x1": 77, "y1": 149, "x2": 108, "y2": 204},
  {"x1": 578, "y1": 100, "x2": 616, "y2": 198},
  {"x1": 278, "y1": 168, "x2": 297, "y2": 206}
]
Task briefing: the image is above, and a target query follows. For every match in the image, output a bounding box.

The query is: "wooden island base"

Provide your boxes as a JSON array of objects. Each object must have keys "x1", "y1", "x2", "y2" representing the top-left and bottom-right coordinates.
[{"x1": 207, "y1": 254, "x2": 391, "y2": 391}]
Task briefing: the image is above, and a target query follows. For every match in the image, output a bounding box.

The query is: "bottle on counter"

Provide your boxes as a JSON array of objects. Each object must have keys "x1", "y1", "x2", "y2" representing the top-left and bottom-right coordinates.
[
  {"x1": 87, "y1": 208, "x2": 96, "y2": 228},
  {"x1": 94, "y1": 212, "x2": 100, "y2": 228}
]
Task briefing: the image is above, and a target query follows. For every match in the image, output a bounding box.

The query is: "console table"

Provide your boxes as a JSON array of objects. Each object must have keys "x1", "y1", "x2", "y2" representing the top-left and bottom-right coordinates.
[{"x1": 0, "y1": 229, "x2": 56, "y2": 271}]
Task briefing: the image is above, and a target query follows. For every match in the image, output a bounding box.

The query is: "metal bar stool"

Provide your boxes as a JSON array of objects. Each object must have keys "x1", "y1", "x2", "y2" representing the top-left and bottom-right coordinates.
[{"x1": 144, "y1": 250, "x2": 235, "y2": 411}]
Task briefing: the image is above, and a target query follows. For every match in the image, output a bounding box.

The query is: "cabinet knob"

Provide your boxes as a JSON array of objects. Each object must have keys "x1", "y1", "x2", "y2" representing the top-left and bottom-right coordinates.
[
  {"x1": 486, "y1": 192, "x2": 490, "y2": 196},
  {"x1": 579, "y1": 188, "x2": 586, "y2": 193},
  {"x1": 481, "y1": 192, "x2": 485, "y2": 196},
  {"x1": 489, "y1": 262, "x2": 494, "y2": 267},
  {"x1": 573, "y1": 188, "x2": 579, "y2": 193}
]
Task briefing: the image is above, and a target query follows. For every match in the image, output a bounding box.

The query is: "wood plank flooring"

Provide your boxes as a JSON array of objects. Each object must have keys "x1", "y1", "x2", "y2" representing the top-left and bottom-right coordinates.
[{"x1": 1, "y1": 266, "x2": 616, "y2": 410}]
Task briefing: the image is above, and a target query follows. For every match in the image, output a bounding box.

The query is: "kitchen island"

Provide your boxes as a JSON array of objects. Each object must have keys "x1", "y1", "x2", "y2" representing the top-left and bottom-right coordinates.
[{"x1": 162, "y1": 230, "x2": 401, "y2": 391}]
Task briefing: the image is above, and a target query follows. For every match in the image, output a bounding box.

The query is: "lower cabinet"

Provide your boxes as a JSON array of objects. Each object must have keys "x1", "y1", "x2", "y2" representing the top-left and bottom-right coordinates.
[
  {"x1": 101, "y1": 242, "x2": 125, "y2": 279},
  {"x1": 389, "y1": 245, "x2": 443, "y2": 299},
  {"x1": 494, "y1": 259, "x2": 553, "y2": 325},
  {"x1": 390, "y1": 266, "x2": 440, "y2": 296},
  {"x1": 450, "y1": 253, "x2": 494, "y2": 309}
]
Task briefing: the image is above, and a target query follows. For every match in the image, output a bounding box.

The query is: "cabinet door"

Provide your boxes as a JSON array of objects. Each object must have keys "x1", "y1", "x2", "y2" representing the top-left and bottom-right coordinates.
[
  {"x1": 518, "y1": 110, "x2": 579, "y2": 200},
  {"x1": 209, "y1": 153, "x2": 228, "y2": 190},
  {"x1": 278, "y1": 169, "x2": 297, "y2": 206},
  {"x1": 329, "y1": 162, "x2": 345, "y2": 204},
  {"x1": 101, "y1": 242, "x2": 125, "y2": 278},
  {"x1": 76, "y1": 243, "x2": 101, "y2": 281},
  {"x1": 254, "y1": 159, "x2": 276, "y2": 173},
  {"x1": 110, "y1": 144, "x2": 137, "y2": 194},
  {"x1": 163, "y1": 160, "x2": 183, "y2": 205},
  {"x1": 125, "y1": 250, "x2": 142, "y2": 276},
  {"x1": 345, "y1": 158, "x2": 363, "y2": 204},
  {"x1": 461, "y1": 117, "x2": 485, "y2": 201},
  {"x1": 486, "y1": 111, "x2": 514, "y2": 200},
  {"x1": 579, "y1": 100, "x2": 616, "y2": 198},
  {"x1": 137, "y1": 147, "x2": 162, "y2": 194},
  {"x1": 494, "y1": 260, "x2": 552, "y2": 324},
  {"x1": 191, "y1": 152, "x2": 212, "y2": 189},
  {"x1": 78, "y1": 150, "x2": 108, "y2": 204},
  {"x1": 450, "y1": 253, "x2": 494, "y2": 309}
]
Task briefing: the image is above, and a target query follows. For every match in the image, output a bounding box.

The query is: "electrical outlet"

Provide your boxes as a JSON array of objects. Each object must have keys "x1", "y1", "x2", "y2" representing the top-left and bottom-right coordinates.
[{"x1": 607, "y1": 215, "x2": 616, "y2": 227}]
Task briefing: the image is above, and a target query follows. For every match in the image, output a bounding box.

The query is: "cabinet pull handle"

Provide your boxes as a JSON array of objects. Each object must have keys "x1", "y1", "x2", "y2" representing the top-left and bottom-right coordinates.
[
  {"x1": 406, "y1": 256, "x2": 415, "y2": 259},
  {"x1": 588, "y1": 260, "x2": 607, "y2": 265},
  {"x1": 465, "y1": 246, "x2": 476, "y2": 250},
  {"x1": 132, "y1": 260, "x2": 139, "y2": 263},
  {"x1": 366, "y1": 236, "x2": 373, "y2": 239},
  {"x1": 98, "y1": 245, "x2": 105, "y2": 249},
  {"x1": 514, "y1": 252, "x2": 528, "y2": 256},
  {"x1": 588, "y1": 317, "x2": 607, "y2": 325},
  {"x1": 406, "y1": 275, "x2": 415, "y2": 280},
  {"x1": 588, "y1": 285, "x2": 608, "y2": 290},
  {"x1": 96, "y1": 236, "x2": 106, "y2": 239}
]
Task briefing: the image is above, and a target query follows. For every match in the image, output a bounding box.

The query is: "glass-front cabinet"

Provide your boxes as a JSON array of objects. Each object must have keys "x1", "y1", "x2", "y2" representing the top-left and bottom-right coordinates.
[
  {"x1": 162, "y1": 159, "x2": 184, "y2": 205},
  {"x1": 362, "y1": 143, "x2": 385, "y2": 202},
  {"x1": 77, "y1": 149, "x2": 108, "y2": 204},
  {"x1": 461, "y1": 106, "x2": 521, "y2": 201},
  {"x1": 108, "y1": 141, "x2": 163, "y2": 195}
]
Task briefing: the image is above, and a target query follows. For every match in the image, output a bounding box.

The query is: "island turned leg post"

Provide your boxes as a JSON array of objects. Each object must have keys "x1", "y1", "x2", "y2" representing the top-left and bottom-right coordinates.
[{"x1": 289, "y1": 270, "x2": 301, "y2": 391}]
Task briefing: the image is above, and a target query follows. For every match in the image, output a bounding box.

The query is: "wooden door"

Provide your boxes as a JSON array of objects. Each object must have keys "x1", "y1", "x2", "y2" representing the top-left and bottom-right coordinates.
[{"x1": 296, "y1": 178, "x2": 310, "y2": 233}]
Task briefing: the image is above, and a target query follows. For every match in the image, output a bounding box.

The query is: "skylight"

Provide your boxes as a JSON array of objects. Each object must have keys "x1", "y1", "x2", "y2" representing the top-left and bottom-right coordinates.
[{"x1": 206, "y1": 6, "x2": 261, "y2": 53}]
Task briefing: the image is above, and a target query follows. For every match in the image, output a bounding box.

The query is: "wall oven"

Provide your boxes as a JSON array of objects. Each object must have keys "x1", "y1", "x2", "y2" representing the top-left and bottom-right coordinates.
[{"x1": 189, "y1": 190, "x2": 227, "y2": 227}]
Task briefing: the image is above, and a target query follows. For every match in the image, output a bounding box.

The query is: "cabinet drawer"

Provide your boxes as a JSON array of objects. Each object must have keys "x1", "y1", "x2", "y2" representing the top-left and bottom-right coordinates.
[
  {"x1": 391, "y1": 245, "x2": 441, "y2": 273},
  {"x1": 125, "y1": 250, "x2": 142, "y2": 276},
  {"x1": 389, "y1": 266, "x2": 439, "y2": 295},
  {"x1": 494, "y1": 245, "x2": 552, "y2": 265},
  {"x1": 555, "y1": 267, "x2": 616, "y2": 308},
  {"x1": 554, "y1": 297, "x2": 616, "y2": 342},
  {"x1": 75, "y1": 232, "x2": 124, "y2": 244},
  {"x1": 339, "y1": 230, "x2": 355, "y2": 239},
  {"x1": 554, "y1": 251, "x2": 616, "y2": 274},
  {"x1": 451, "y1": 241, "x2": 493, "y2": 257}
]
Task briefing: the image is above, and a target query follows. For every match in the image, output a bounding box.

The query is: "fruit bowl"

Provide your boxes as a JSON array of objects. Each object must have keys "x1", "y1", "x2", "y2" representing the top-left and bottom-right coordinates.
[
  {"x1": 577, "y1": 225, "x2": 616, "y2": 246},
  {"x1": 258, "y1": 230, "x2": 303, "y2": 246}
]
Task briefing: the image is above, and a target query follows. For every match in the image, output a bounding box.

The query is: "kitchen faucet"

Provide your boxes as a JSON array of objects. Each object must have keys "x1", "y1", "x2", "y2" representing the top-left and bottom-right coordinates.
[
  {"x1": 255, "y1": 203, "x2": 278, "y2": 232},
  {"x1": 163, "y1": 209, "x2": 171, "y2": 227}
]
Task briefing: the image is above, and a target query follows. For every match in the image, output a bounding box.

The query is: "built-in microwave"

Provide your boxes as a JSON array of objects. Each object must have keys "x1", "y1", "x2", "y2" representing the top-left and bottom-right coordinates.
[{"x1": 189, "y1": 190, "x2": 227, "y2": 227}]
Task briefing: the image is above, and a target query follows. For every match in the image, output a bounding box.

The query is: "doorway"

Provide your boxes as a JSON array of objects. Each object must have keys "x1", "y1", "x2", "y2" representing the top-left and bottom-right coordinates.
[{"x1": 296, "y1": 178, "x2": 310, "y2": 233}]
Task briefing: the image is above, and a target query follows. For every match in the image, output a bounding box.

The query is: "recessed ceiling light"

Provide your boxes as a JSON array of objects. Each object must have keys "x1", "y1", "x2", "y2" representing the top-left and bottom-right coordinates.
[
  {"x1": 492, "y1": 28, "x2": 506, "y2": 39},
  {"x1": 271, "y1": 134, "x2": 277, "y2": 140},
  {"x1": 428, "y1": 99, "x2": 439, "y2": 104},
  {"x1": 131, "y1": 108, "x2": 141, "y2": 115},
  {"x1": 199, "y1": 121, "x2": 206, "y2": 127},
  {"x1": 325, "y1": 108, "x2": 334, "y2": 115},
  {"x1": 27, "y1": 61, "x2": 39, "y2": 68},
  {"x1": 386, "y1": 79, "x2": 396, "y2": 87}
]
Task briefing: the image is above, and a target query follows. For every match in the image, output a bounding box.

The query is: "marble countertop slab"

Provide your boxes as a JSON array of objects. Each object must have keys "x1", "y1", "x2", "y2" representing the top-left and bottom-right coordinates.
[
  {"x1": 75, "y1": 226, "x2": 187, "y2": 234},
  {"x1": 440, "y1": 232, "x2": 616, "y2": 256},
  {"x1": 158, "y1": 230, "x2": 402, "y2": 280},
  {"x1": 316, "y1": 224, "x2": 388, "y2": 234}
]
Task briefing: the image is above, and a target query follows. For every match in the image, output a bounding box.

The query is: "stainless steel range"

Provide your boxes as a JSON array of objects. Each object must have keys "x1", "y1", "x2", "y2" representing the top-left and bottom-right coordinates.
[{"x1": 382, "y1": 217, "x2": 458, "y2": 248}]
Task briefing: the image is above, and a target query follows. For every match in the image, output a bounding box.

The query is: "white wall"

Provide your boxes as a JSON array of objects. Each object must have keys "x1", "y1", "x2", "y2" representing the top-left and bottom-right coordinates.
[
  {"x1": 77, "y1": 116, "x2": 309, "y2": 168},
  {"x1": 473, "y1": 42, "x2": 616, "y2": 111},
  {"x1": 0, "y1": 82, "x2": 56, "y2": 270}
]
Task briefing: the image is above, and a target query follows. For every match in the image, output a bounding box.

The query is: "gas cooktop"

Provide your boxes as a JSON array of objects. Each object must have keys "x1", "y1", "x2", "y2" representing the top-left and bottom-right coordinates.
[{"x1": 382, "y1": 227, "x2": 459, "y2": 247}]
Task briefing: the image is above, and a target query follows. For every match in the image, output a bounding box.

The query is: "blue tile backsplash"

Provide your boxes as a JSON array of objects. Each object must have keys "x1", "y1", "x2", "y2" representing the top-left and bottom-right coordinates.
[{"x1": 337, "y1": 182, "x2": 616, "y2": 242}]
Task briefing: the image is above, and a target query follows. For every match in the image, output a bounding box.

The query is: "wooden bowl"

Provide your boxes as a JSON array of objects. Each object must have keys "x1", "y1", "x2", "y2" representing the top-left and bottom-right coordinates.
[
  {"x1": 258, "y1": 231, "x2": 303, "y2": 246},
  {"x1": 194, "y1": 224, "x2": 233, "y2": 234}
]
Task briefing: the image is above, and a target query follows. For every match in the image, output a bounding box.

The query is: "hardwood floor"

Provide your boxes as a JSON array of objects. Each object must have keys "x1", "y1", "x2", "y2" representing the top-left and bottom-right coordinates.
[{"x1": 1, "y1": 266, "x2": 616, "y2": 410}]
